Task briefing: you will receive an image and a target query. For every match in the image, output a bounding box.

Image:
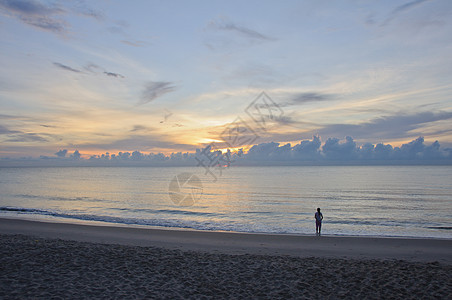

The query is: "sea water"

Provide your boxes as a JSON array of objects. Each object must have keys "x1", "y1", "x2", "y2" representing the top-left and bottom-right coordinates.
[{"x1": 0, "y1": 166, "x2": 451, "y2": 238}]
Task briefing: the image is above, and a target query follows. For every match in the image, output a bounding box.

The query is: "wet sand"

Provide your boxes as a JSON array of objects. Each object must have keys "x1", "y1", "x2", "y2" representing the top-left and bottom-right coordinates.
[{"x1": 0, "y1": 218, "x2": 451, "y2": 299}]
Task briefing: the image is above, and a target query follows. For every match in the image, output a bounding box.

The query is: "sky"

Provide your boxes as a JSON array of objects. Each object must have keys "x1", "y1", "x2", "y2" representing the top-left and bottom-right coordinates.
[{"x1": 1, "y1": 0, "x2": 452, "y2": 164}]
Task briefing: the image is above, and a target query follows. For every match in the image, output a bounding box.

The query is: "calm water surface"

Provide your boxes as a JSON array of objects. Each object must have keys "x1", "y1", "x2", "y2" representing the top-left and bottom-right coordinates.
[{"x1": 0, "y1": 166, "x2": 451, "y2": 238}]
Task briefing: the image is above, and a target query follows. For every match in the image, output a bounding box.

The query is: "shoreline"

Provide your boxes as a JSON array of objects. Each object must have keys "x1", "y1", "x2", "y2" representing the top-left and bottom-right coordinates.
[
  {"x1": 2, "y1": 212, "x2": 451, "y2": 240},
  {"x1": 1, "y1": 217, "x2": 451, "y2": 264}
]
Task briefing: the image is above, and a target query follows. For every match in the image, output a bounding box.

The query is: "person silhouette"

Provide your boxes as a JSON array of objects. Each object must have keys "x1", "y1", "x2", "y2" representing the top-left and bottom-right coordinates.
[{"x1": 315, "y1": 208, "x2": 323, "y2": 236}]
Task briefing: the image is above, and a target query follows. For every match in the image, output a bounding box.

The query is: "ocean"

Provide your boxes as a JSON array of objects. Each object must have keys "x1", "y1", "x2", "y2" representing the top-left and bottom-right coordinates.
[{"x1": 0, "y1": 166, "x2": 451, "y2": 238}]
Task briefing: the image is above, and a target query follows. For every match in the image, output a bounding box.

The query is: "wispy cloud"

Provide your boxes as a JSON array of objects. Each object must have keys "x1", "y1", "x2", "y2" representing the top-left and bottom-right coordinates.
[
  {"x1": 317, "y1": 111, "x2": 452, "y2": 140},
  {"x1": 69, "y1": 0, "x2": 103, "y2": 21},
  {"x1": 205, "y1": 18, "x2": 276, "y2": 51},
  {"x1": 0, "y1": 124, "x2": 18, "y2": 134},
  {"x1": 53, "y1": 62, "x2": 82, "y2": 73},
  {"x1": 139, "y1": 81, "x2": 176, "y2": 105},
  {"x1": 292, "y1": 92, "x2": 332, "y2": 104},
  {"x1": 55, "y1": 62, "x2": 125, "y2": 78},
  {"x1": 108, "y1": 20, "x2": 149, "y2": 49},
  {"x1": 74, "y1": 134, "x2": 190, "y2": 152},
  {"x1": 0, "y1": 0, "x2": 104, "y2": 35},
  {"x1": 0, "y1": 0, "x2": 67, "y2": 33},
  {"x1": 107, "y1": 19, "x2": 129, "y2": 35},
  {"x1": 279, "y1": 92, "x2": 334, "y2": 107},
  {"x1": 6, "y1": 132, "x2": 49, "y2": 142},
  {"x1": 130, "y1": 125, "x2": 150, "y2": 132},
  {"x1": 121, "y1": 40, "x2": 146, "y2": 47},
  {"x1": 160, "y1": 109, "x2": 173, "y2": 124},
  {"x1": 214, "y1": 21, "x2": 274, "y2": 41},
  {"x1": 0, "y1": 114, "x2": 19, "y2": 119},
  {"x1": 382, "y1": 0, "x2": 431, "y2": 26},
  {"x1": 83, "y1": 63, "x2": 100, "y2": 73},
  {"x1": 103, "y1": 71, "x2": 124, "y2": 78}
]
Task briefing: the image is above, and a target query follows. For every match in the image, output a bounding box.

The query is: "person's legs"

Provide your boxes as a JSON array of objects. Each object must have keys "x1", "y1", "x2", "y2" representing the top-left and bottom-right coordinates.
[
  {"x1": 315, "y1": 220, "x2": 320, "y2": 235},
  {"x1": 318, "y1": 222, "x2": 322, "y2": 236}
]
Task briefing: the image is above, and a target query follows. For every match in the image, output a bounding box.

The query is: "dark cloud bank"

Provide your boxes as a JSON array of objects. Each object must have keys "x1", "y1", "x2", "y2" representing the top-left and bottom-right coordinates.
[{"x1": 1, "y1": 136, "x2": 451, "y2": 167}]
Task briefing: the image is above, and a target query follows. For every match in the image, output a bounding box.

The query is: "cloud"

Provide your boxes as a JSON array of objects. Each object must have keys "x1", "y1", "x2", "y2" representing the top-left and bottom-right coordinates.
[
  {"x1": 69, "y1": 0, "x2": 103, "y2": 21},
  {"x1": 0, "y1": 0, "x2": 67, "y2": 33},
  {"x1": 84, "y1": 63, "x2": 125, "y2": 78},
  {"x1": 121, "y1": 40, "x2": 146, "y2": 47},
  {"x1": 209, "y1": 136, "x2": 451, "y2": 164},
  {"x1": 322, "y1": 136, "x2": 358, "y2": 160},
  {"x1": 292, "y1": 135, "x2": 322, "y2": 160},
  {"x1": 2, "y1": 136, "x2": 451, "y2": 166},
  {"x1": 139, "y1": 81, "x2": 176, "y2": 105},
  {"x1": 273, "y1": 115, "x2": 316, "y2": 127},
  {"x1": 130, "y1": 125, "x2": 149, "y2": 132},
  {"x1": 107, "y1": 19, "x2": 129, "y2": 35},
  {"x1": 107, "y1": 26, "x2": 125, "y2": 35},
  {"x1": 396, "y1": 136, "x2": 444, "y2": 160},
  {"x1": 279, "y1": 92, "x2": 334, "y2": 107},
  {"x1": 242, "y1": 136, "x2": 451, "y2": 163},
  {"x1": 1, "y1": 126, "x2": 61, "y2": 143},
  {"x1": 0, "y1": 114, "x2": 21, "y2": 119},
  {"x1": 53, "y1": 62, "x2": 82, "y2": 73},
  {"x1": 87, "y1": 150, "x2": 196, "y2": 164},
  {"x1": 291, "y1": 92, "x2": 333, "y2": 104},
  {"x1": 77, "y1": 8, "x2": 102, "y2": 20},
  {"x1": 83, "y1": 63, "x2": 100, "y2": 72},
  {"x1": 0, "y1": 124, "x2": 19, "y2": 134},
  {"x1": 382, "y1": 0, "x2": 431, "y2": 26},
  {"x1": 0, "y1": 0, "x2": 104, "y2": 35},
  {"x1": 55, "y1": 61, "x2": 125, "y2": 79},
  {"x1": 70, "y1": 150, "x2": 81, "y2": 159},
  {"x1": 247, "y1": 142, "x2": 281, "y2": 160},
  {"x1": 317, "y1": 111, "x2": 452, "y2": 140},
  {"x1": 0, "y1": 125, "x2": 9, "y2": 134},
  {"x1": 73, "y1": 133, "x2": 192, "y2": 152},
  {"x1": 160, "y1": 109, "x2": 173, "y2": 123},
  {"x1": 6, "y1": 132, "x2": 48, "y2": 142},
  {"x1": 205, "y1": 18, "x2": 276, "y2": 50},
  {"x1": 210, "y1": 19, "x2": 275, "y2": 41},
  {"x1": 103, "y1": 71, "x2": 124, "y2": 78},
  {"x1": 55, "y1": 149, "x2": 67, "y2": 157}
]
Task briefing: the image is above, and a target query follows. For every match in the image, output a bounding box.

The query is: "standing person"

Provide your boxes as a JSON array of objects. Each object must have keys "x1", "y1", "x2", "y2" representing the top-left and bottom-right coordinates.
[{"x1": 315, "y1": 208, "x2": 323, "y2": 236}]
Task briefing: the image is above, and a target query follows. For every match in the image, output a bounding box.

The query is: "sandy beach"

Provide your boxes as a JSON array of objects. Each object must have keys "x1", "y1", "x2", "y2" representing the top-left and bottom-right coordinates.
[{"x1": 1, "y1": 218, "x2": 451, "y2": 299}]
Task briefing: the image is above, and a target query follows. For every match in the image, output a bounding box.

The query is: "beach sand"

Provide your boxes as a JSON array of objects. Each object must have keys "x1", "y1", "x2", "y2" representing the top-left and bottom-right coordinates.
[{"x1": 1, "y1": 218, "x2": 451, "y2": 299}]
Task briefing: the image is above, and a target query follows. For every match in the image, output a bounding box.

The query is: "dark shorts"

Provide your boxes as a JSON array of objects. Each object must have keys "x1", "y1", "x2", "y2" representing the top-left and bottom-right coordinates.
[{"x1": 316, "y1": 220, "x2": 322, "y2": 229}]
